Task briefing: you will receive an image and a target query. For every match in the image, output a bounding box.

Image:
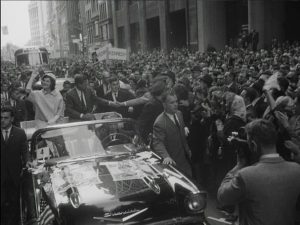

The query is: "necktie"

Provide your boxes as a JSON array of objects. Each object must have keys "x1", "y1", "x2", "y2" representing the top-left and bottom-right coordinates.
[
  {"x1": 81, "y1": 91, "x2": 86, "y2": 111},
  {"x1": 4, "y1": 130, "x2": 9, "y2": 142},
  {"x1": 11, "y1": 100, "x2": 16, "y2": 108},
  {"x1": 112, "y1": 92, "x2": 117, "y2": 102},
  {"x1": 174, "y1": 115, "x2": 180, "y2": 130}
]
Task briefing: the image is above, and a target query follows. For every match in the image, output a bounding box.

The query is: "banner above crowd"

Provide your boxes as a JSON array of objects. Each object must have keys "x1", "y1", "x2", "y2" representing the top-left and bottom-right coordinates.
[{"x1": 96, "y1": 44, "x2": 128, "y2": 61}]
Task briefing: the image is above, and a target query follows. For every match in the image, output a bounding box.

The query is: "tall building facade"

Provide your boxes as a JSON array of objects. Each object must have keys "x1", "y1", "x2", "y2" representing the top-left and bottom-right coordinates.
[
  {"x1": 31, "y1": 0, "x2": 300, "y2": 57},
  {"x1": 112, "y1": 0, "x2": 300, "y2": 52},
  {"x1": 28, "y1": 1, "x2": 48, "y2": 47},
  {"x1": 78, "y1": 0, "x2": 113, "y2": 56},
  {"x1": 46, "y1": 1, "x2": 60, "y2": 58},
  {"x1": 45, "y1": 0, "x2": 81, "y2": 58}
]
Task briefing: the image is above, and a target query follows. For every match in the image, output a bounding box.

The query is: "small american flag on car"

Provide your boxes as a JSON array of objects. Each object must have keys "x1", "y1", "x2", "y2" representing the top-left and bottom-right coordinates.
[{"x1": 38, "y1": 199, "x2": 55, "y2": 225}]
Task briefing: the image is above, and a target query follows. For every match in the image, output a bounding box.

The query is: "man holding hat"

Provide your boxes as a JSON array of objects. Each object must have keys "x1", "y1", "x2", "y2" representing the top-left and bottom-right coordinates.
[{"x1": 25, "y1": 69, "x2": 65, "y2": 126}]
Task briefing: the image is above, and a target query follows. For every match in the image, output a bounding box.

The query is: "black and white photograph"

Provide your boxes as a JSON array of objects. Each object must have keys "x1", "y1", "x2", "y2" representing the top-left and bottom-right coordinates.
[{"x1": 1, "y1": 0, "x2": 300, "y2": 225}]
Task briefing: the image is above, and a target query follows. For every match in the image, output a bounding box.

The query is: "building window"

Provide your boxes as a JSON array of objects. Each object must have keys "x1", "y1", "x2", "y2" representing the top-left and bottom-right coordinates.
[
  {"x1": 115, "y1": 0, "x2": 122, "y2": 10},
  {"x1": 95, "y1": 21, "x2": 99, "y2": 36},
  {"x1": 99, "y1": 24, "x2": 103, "y2": 40},
  {"x1": 103, "y1": 4, "x2": 107, "y2": 19},
  {"x1": 102, "y1": 24, "x2": 107, "y2": 40}
]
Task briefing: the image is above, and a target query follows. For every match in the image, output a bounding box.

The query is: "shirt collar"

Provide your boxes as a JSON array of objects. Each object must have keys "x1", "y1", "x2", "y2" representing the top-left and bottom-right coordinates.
[
  {"x1": 2, "y1": 125, "x2": 12, "y2": 133},
  {"x1": 165, "y1": 112, "x2": 176, "y2": 119},
  {"x1": 42, "y1": 89, "x2": 57, "y2": 96},
  {"x1": 260, "y1": 153, "x2": 280, "y2": 160},
  {"x1": 75, "y1": 87, "x2": 84, "y2": 95}
]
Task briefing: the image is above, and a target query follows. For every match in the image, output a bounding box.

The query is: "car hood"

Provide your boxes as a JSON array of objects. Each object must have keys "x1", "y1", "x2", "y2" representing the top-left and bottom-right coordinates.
[{"x1": 41, "y1": 146, "x2": 200, "y2": 223}]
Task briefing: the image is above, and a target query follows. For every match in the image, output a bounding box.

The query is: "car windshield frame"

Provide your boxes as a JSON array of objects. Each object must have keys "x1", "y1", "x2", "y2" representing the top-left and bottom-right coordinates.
[{"x1": 31, "y1": 118, "x2": 140, "y2": 163}]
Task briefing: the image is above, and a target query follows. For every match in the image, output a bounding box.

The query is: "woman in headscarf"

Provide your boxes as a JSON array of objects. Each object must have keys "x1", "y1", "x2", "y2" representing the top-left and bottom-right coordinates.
[{"x1": 25, "y1": 69, "x2": 65, "y2": 127}]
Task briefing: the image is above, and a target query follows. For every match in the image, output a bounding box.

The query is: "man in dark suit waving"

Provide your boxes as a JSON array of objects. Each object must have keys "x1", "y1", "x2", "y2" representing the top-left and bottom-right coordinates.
[
  {"x1": 65, "y1": 74, "x2": 118, "y2": 121},
  {"x1": 1, "y1": 106, "x2": 29, "y2": 225},
  {"x1": 152, "y1": 93, "x2": 192, "y2": 177}
]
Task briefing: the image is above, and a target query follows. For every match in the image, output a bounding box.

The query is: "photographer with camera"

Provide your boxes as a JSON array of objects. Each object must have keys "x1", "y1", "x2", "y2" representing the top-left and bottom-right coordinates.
[{"x1": 218, "y1": 119, "x2": 300, "y2": 225}]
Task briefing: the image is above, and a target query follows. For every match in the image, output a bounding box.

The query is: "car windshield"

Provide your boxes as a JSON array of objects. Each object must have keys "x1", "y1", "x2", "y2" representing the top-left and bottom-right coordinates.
[{"x1": 33, "y1": 120, "x2": 139, "y2": 161}]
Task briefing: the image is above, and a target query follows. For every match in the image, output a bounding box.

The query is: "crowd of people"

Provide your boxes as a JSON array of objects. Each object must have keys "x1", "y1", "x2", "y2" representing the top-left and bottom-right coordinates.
[{"x1": 2, "y1": 39, "x2": 300, "y2": 224}]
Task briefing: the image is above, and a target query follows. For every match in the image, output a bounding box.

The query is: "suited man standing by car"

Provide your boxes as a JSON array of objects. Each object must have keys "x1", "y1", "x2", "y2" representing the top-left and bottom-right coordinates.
[
  {"x1": 152, "y1": 93, "x2": 192, "y2": 178},
  {"x1": 218, "y1": 119, "x2": 300, "y2": 225},
  {"x1": 1, "y1": 106, "x2": 29, "y2": 225},
  {"x1": 104, "y1": 76, "x2": 135, "y2": 118},
  {"x1": 65, "y1": 74, "x2": 119, "y2": 121}
]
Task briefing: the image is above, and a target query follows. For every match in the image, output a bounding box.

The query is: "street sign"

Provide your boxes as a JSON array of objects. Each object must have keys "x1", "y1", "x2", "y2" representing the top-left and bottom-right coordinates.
[
  {"x1": 96, "y1": 44, "x2": 128, "y2": 61},
  {"x1": 109, "y1": 47, "x2": 127, "y2": 60}
]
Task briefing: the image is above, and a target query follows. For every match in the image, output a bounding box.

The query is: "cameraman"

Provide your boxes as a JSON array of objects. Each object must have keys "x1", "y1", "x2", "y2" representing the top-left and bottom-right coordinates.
[{"x1": 218, "y1": 119, "x2": 300, "y2": 225}]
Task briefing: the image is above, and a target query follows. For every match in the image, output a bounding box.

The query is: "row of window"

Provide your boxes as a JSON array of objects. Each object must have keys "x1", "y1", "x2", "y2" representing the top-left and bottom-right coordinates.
[
  {"x1": 87, "y1": 23, "x2": 109, "y2": 44},
  {"x1": 31, "y1": 31, "x2": 40, "y2": 37},
  {"x1": 115, "y1": 0, "x2": 137, "y2": 10},
  {"x1": 86, "y1": 1, "x2": 108, "y2": 22},
  {"x1": 99, "y1": 3, "x2": 107, "y2": 20}
]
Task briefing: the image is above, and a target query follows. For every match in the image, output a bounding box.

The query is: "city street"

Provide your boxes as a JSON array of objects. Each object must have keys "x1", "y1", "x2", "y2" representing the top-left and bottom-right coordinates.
[{"x1": 1, "y1": 1, "x2": 300, "y2": 225}]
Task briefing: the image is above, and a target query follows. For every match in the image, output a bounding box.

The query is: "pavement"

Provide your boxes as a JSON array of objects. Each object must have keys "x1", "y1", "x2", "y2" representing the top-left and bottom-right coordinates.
[{"x1": 203, "y1": 188, "x2": 238, "y2": 225}]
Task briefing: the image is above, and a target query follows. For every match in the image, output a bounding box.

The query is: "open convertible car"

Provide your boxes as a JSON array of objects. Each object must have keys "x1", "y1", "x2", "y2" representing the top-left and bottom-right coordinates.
[{"x1": 21, "y1": 118, "x2": 208, "y2": 225}]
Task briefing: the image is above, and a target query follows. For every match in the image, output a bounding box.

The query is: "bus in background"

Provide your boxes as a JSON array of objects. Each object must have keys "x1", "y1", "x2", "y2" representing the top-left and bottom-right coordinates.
[{"x1": 14, "y1": 46, "x2": 50, "y2": 69}]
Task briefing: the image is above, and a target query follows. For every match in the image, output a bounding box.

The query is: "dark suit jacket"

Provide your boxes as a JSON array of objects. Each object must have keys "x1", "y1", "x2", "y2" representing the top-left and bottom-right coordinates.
[
  {"x1": 13, "y1": 100, "x2": 28, "y2": 127},
  {"x1": 253, "y1": 97, "x2": 267, "y2": 119},
  {"x1": 153, "y1": 111, "x2": 192, "y2": 177},
  {"x1": 25, "y1": 100, "x2": 35, "y2": 121},
  {"x1": 104, "y1": 89, "x2": 135, "y2": 118},
  {"x1": 1, "y1": 126, "x2": 29, "y2": 189},
  {"x1": 65, "y1": 87, "x2": 109, "y2": 121},
  {"x1": 218, "y1": 157, "x2": 300, "y2": 225},
  {"x1": 138, "y1": 97, "x2": 164, "y2": 143},
  {"x1": 95, "y1": 83, "x2": 110, "y2": 98},
  {"x1": 95, "y1": 83, "x2": 111, "y2": 113}
]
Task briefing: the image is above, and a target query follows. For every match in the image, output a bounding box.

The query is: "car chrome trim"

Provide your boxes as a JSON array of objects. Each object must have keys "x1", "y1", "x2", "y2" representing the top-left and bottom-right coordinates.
[
  {"x1": 123, "y1": 207, "x2": 148, "y2": 222},
  {"x1": 142, "y1": 176, "x2": 160, "y2": 194},
  {"x1": 69, "y1": 190, "x2": 81, "y2": 209},
  {"x1": 151, "y1": 152, "x2": 200, "y2": 194},
  {"x1": 169, "y1": 165, "x2": 200, "y2": 194},
  {"x1": 94, "y1": 207, "x2": 148, "y2": 223}
]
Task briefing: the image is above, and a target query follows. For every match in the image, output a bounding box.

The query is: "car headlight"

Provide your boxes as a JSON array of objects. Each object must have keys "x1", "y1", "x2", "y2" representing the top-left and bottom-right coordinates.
[{"x1": 184, "y1": 193, "x2": 207, "y2": 214}]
